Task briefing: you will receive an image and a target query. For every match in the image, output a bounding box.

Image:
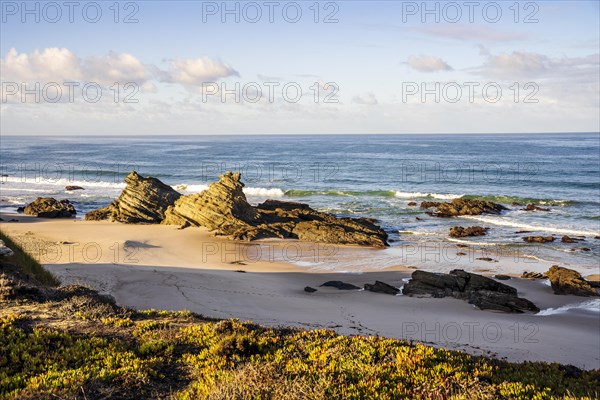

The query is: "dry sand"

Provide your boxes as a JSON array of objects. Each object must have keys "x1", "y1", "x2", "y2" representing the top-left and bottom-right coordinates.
[{"x1": 1, "y1": 214, "x2": 599, "y2": 370}]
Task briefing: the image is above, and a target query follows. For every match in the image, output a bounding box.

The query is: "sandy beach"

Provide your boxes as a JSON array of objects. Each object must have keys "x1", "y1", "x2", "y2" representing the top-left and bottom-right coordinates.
[{"x1": 1, "y1": 213, "x2": 598, "y2": 370}]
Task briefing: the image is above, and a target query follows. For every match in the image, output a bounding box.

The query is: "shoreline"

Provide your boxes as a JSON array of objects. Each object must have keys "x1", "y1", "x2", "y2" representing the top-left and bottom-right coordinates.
[{"x1": 1, "y1": 214, "x2": 599, "y2": 369}]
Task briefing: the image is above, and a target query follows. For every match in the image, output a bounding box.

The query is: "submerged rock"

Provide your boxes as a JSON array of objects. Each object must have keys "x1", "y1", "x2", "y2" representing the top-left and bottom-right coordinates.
[
  {"x1": 522, "y1": 271, "x2": 547, "y2": 280},
  {"x1": 523, "y1": 203, "x2": 550, "y2": 212},
  {"x1": 523, "y1": 236, "x2": 555, "y2": 243},
  {"x1": 163, "y1": 172, "x2": 388, "y2": 247},
  {"x1": 24, "y1": 197, "x2": 76, "y2": 218},
  {"x1": 364, "y1": 281, "x2": 399, "y2": 295},
  {"x1": 420, "y1": 199, "x2": 506, "y2": 218},
  {"x1": 561, "y1": 235, "x2": 585, "y2": 243},
  {"x1": 546, "y1": 266, "x2": 598, "y2": 297},
  {"x1": 65, "y1": 186, "x2": 84, "y2": 191},
  {"x1": 320, "y1": 281, "x2": 360, "y2": 290},
  {"x1": 304, "y1": 286, "x2": 317, "y2": 293},
  {"x1": 403, "y1": 269, "x2": 538, "y2": 313},
  {"x1": 85, "y1": 172, "x2": 181, "y2": 223},
  {"x1": 449, "y1": 226, "x2": 488, "y2": 238}
]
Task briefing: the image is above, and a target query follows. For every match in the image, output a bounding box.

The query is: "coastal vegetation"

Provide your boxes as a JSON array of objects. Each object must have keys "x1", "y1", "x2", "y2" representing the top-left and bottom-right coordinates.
[{"x1": 1, "y1": 232, "x2": 599, "y2": 399}]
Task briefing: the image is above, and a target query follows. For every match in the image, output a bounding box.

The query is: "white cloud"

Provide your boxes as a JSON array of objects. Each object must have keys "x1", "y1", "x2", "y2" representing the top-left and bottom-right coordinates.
[
  {"x1": 0, "y1": 47, "x2": 150, "y2": 85},
  {"x1": 406, "y1": 55, "x2": 453, "y2": 72},
  {"x1": 0, "y1": 47, "x2": 82, "y2": 82},
  {"x1": 165, "y1": 57, "x2": 239, "y2": 85},
  {"x1": 476, "y1": 50, "x2": 599, "y2": 79},
  {"x1": 83, "y1": 51, "x2": 149, "y2": 84},
  {"x1": 352, "y1": 92, "x2": 378, "y2": 105}
]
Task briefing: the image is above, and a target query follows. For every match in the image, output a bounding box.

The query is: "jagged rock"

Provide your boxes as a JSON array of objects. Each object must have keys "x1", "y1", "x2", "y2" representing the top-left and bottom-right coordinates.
[
  {"x1": 304, "y1": 286, "x2": 317, "y2": 293},
  {"x1": 16, "y1": 206, "x2": 24, "y2": 213},
  {"x1": 407, "y1": 201, "x2": 417, "y2": 206},
  {"x1": 86, "y1": 172, "x2": 181, "y2": 223},
  {"x1": 523, "y1": 203, "x2": 550, "y2": 212},
  {"x1": 65, "y1": 186, "x2": 84, "y2": 191},
  {"x1": 561, "y1": 236, "x2": 584, "y2": 243},
  {"x1": 320, "y1": 281, "x2": 360, "y2": 290},
  {"x1": 364, "y1": 281, "x2": 399, "y2": 295},
  {"x1": 24, "y1": 197, "x2": 76, "y2": 218},
  {"x1": 468, "y1": 290, "x2": 539, "y2": 313},
  {"x1": 522, "y1": 271, "x2": 547, "y2": 280},
  {"x1": 546, "y1": 266, "x2": 598, "y2": 297},
  {"x1": 523, "y1": 236, "x2": 555, "y2": 243},
  {"x1": 0, "y1": 240, "x2": 14, "y2": 257},
  {"x1": 163, "y1": 172, "x2": 388, "y2": 247},
  {"x1": 449, "y1": 226, "x2": 488, "y2": 238},
  {"x1": 403, "y1": 269, "x2": 538, "y2": 313},
  {"x1": 162, "y1": 171, "x2": 259, "y2": 232},
  {"x1": 420, "y1": 199, "x2": 507, "y2": 217}
]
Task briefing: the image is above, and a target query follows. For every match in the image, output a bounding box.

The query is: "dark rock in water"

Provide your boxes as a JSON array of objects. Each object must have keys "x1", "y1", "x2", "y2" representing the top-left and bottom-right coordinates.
[
  {"x1": 0, "y1": 218, "x2": 3, "y2": 222},
  {"x1": 494, "y1": 275, "x2": 511, "y2": 280},
  {"x1": 65, "y1": 186, "x2": 84, "y2": 191},
  {"x1": 304, "y1": 286, "x2": 317, "y2": 293},
  {"x1": 320, "y1": 281, "x2": 360, "y2": 290},
  {"x1": 546, "y1": 266, "x2": 598, "y2": 296},
  {"x1": 16, "y1": 207, "x2": 25, "y2": 213},
  {"x1": 523, "y1": 236, "x2": 555, "y2": 243},
  {"x1": 468, "y1": 290, "x2": 539, "y2": 313},
  {"x1": 511, "y1": 202, "x2": 523, "y2": 206},
  {"x1": 476, "y1": 257, "x2": 497, "y2": 262},
  {"x1": 521, "y1": 271, "x2": 547, "y2": 280},
  {"x1": 364, "y1": 281, "x2": 399, "y2": 295},
  {"x1": 86, "y1": 171, "x2": 181, "y2": 223},
  {"x1": 578, "y1": 247, "x2": 591, "y2": 252},
  {"x1": 163, "y1": 172, "x2": 388, "y2": 247},
  {"x1": 420, "y1": 199, "x2": 507, "y2": 218},
  {"x1": 522, "y1": 203, "x2": 550, "y2": 212},
  {"x1": 561, "y1": 235, "x2": 584, "y2": 243},
  {"x1": 515, "y1": 230, "x2": 533, "y2": 234},
  {"x1": 456, "y1": 252, "x2": 467, "y2": 256},
  {"x1": 595, "y1": 236, "x2": 600, "y2": 240},
  {"x1": 449, "y1": 226, "x2": 488, "y2": 238},
  {"x1": 455, "y1": 244, "x2": 468, "y2": 248},
  {"x1": 8, "y1": 219, "x2": 18, "y2": 222},
  {"x1": 407, "y1": 201, "x2": 417, "y2": 206},
  {"x1": 403, "y1": 269, "x2": 538, "y2": 313},
  {"x1": 24, "y1": 198, "x2": 76, "y2": 218}
]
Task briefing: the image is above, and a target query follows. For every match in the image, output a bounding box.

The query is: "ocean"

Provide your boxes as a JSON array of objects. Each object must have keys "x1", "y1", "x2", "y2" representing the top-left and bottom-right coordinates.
[{"x1": 1, "y1": 133, "x2": 599, "y2": 274}]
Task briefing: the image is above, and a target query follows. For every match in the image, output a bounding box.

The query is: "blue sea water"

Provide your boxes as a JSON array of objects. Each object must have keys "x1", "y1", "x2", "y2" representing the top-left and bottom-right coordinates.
[{"x1": 1, "y1": 133, "x2": 599, "y2": 272}]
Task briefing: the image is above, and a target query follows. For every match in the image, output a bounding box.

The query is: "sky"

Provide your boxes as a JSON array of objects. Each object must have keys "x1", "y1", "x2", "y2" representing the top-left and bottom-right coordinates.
[{"x1": 0, "y1": 0, "x2": 599, "y2": 135}]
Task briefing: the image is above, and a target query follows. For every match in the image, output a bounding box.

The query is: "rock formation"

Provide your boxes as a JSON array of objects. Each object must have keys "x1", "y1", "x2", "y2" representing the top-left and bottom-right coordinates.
[
  {"x1": 402, "y1": 269, "x2": 539, "y2": 313},
  {"x1": 523, "y1": 236, "x2": 555, "y2": 243},
  {"x1": 523, "y1": 204, "x2": 550, "y2": 212},
  {"x1": 561, "y1": 235, "x2": 585, "y2": 243},
  {"x1": 85, "y1": 172, "x2": 181, "y2": 223},
  {"x1": 364, "y1": 281, "x2": 399, "y2": 295},
  {"x1": 521, "y1": 271, "x2": 547, "y2": 280},
  {"x1": 449, "y1": 226, "x2": 488, "y2": 238},
  {"x1": 420, "y1": 199, "x2": 506, "y2": 217},
  {"x1": 546, "y1": 266, "x2": 598, "y2": 297},
  {"x1": 320, "y1": 281, "x2": 360, "y2": 290},
  {"x1": 23, "y1": 198, "x2": 76, "y2": 218},
  {"x1": 65, "y1": 186, "x2": 84, "y2": 191},
  {"x1": 162, "y1": 172, "x2": 389, "y2": 247}
]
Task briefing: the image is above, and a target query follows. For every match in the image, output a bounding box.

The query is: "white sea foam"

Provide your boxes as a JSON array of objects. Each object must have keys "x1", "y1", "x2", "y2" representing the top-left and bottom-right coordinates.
[
  {"x1": 172, "y1": 184, "x2": 285, "y2": 198},
  {"x1": 394, "y1": 191, "x2": 463, "y2": 200},
  {"x1": 537, "y1": 299, "x2": 600, "y2": 316},
  {"x1": 398, "y1": 230, "x2": 440, "y2": 236},
  {"x1": 447, "y1": 238, "x2": 499, "y2": 246},
  {"x1": 462, "y1": 215, "x2": 600, "y2": 236},
  {"x1": 244, "y1": 187, "x2": 285, "y2": 197},
  {"x1": 2, "y1": 177, "x2": 126, "y2": 189}
]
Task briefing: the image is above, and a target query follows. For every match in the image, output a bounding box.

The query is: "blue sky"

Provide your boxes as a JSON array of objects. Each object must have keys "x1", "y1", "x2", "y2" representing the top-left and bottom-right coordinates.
[{"x1": 1, "y1": 0, "x2": 599, "y2": 134}]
